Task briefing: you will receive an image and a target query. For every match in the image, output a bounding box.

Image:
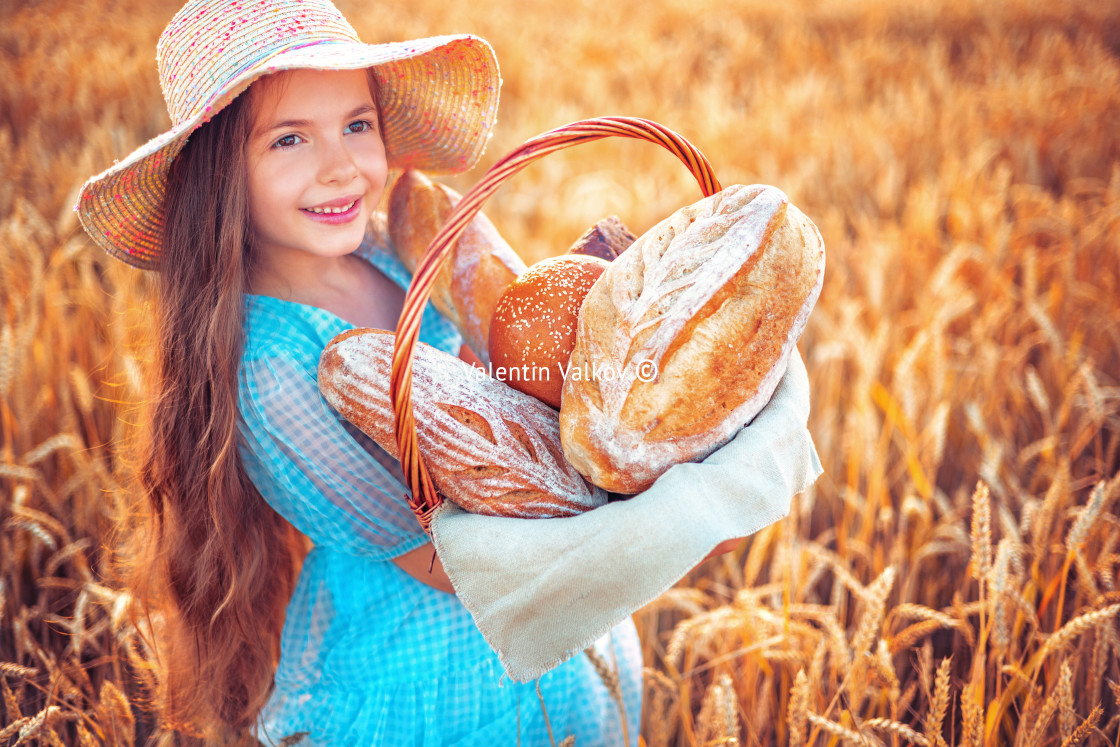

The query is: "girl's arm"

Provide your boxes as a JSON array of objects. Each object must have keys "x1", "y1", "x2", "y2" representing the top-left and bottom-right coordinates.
[{"x1": 392, "y1": 542, "x2": 455, "y2": 593}]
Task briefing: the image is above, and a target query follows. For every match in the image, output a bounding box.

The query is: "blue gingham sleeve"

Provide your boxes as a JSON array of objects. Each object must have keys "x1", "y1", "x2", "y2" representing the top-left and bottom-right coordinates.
[{"x1": 237, "y1": 345, "x2": 430, "y2": 560}]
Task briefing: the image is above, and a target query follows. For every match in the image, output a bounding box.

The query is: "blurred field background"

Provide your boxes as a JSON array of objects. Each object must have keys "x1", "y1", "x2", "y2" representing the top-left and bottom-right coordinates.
[{"x1": 2, "y1": 0, "x2": 1120, "y2": 744}]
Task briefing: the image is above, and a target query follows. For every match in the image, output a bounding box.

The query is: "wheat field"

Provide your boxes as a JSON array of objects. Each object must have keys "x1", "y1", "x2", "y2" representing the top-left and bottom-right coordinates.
[{"x1": 2, "y1": 0, "x2": 1119, "y2": 744}]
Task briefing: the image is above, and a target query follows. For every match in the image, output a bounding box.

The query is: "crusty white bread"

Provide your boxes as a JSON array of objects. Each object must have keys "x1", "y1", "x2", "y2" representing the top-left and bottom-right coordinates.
[
  {"x1": 319, "y1": 328, "x2": 606, "y2": 518},
  {"x1": 559, "y1": 185, "x2": 825, "y2": 493}
]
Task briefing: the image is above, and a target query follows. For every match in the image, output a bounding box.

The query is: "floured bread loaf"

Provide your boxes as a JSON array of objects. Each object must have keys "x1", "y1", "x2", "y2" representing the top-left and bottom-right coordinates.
[
  {"x1": 319, "y1": 328, "x2": 606, "y2": 518},
  {"x1": 559, "y1": 184, "x2": 825, "y2": 493}
]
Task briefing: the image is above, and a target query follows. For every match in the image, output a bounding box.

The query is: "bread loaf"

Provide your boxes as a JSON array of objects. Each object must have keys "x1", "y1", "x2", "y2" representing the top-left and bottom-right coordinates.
[
  {"x1": 488, "y1": 255, "x2": 609, "y2": 409},
  {"x1": 559, "y1": 185, "x2": 825, "y2": 493},
  {"x1": 387, "y1": 170, "x2": 526, "y2": 365},
  {"x1": 566, "y1": 216, "x2": 636, "y2": 262},
  {"x1": 319, "y1": 328, "x2": 606, "y2": 518}
]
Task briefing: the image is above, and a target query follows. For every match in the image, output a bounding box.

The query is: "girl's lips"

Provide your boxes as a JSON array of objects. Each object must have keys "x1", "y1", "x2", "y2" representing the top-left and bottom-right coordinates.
[{"x1": 301, "y1": 198, "x2": 361, "y2": 225}]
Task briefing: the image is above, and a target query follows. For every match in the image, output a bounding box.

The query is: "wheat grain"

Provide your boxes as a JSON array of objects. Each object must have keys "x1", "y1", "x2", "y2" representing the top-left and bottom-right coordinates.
[
  {"x1": 1, "y1": 676, "x2": 21, "y2": 723},
  {"x1": 1025, "y1": 366, "x2": 1051, "y2": 421},
  {"x1": 1058, "y1": 705, "x2": 1101, "y2": 747},
  {"x1": 806, "y1": 713, "x2": 876, "y2": 746},
  {"x1": 42, "y1": 726, "x2": 68, "y2": 747},
  {"x1": 9, "y1": 504, "x2": 69, "y2": 543},
  {"x1": 10, "y1": 705, "x2": 61, "y2": 746},
  {"x1": 848, "y1": 567, "x2": 896, "y2": 703},
  {"x1": 583, "y1": 645, "x2": 629, "y2": 747},
  {"x1": 75, "y1": 723, "x2": 99, "y2": 747},
  {"x1": 803, "y1": 543, "x2": 868, "y2": 599},
  {"x1": 970, "y1": 481, "x2": 992, "y2": 582},
  {"x1": 989, "y1": 537, "x2": 1026, "y2": 653},
  {"x1": 892, "y1": 603, "x2": 961, "y2": 629},
  {"x1": 695, "y1": 672, "x2": 740, "y2": 746},
  {"x1": 863, "y1": 717, "x2": 930, "y2": 746},
  {"x1": 1057, "y1": 659, "x2": 1075, "y2": 741},
  {"x1": 960, "y1": 679, "x2": 983, "y2": 747},
  {"x1": 1025, "y1": 682, "x2": 1061, "y2": 746},
  {"x1": 808, "y1": 639, "x2": 827, "y2": 692},
  {"x1": 889, "y1": 620, "x2": 949, "y2": 654},
  {"x1": 21, "y1": 433, "x2": 84, "y2": 467},
  {"x1": 1066, "y1": 480, "x2": 1106, "y2": 551},
  {"x1": 5, "y1": 515, "x2": 58, "y2": 552},
  {"x1": 0, "y1": 716, "x2": 33, "y2": 743},
  {"x1": 0, "y1": 662, "x2": 39, "y2": 678},
  {"x1": 43, "y1": 538, "x2": 93, "y2": 579},
  {"x1": 871, "y1": 640, "x2": 900, "y2": 703},
  {"x1": 925, "y1": 657, "x2": 951, "y2": 747},
  {"x1": 788, "y1": 670, "x2": 810, "y2": 747},
  {"x1": 1089, "y1": 624, "x2": 1109, "y2": 709},
  {"x1": 1039, "y1": 604, "x2": 1120, "y2": 663},
  {"x1": 643, "y1": 667, "x2": 676, "y2": 747},
  {"x1": 99, "y1": 679, "x2": 135, "y2": 745}
]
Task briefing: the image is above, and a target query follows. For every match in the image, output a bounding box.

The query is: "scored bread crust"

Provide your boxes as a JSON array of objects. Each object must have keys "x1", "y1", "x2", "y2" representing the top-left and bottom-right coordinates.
[
  {"x1": 387, "y1": 171, "x2": 526, "y2": 365},
  {"x1": 559, "y1": 184, "x2": 825, "y2": 493},
  {"x1": 319, "y1": 328, "x2": 606, "y2": 519}
]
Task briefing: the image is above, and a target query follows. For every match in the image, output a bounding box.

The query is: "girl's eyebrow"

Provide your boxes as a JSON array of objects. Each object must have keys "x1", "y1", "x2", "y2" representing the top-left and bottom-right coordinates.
[{"x1": 255, "y1": 103, "x2": 378, "y2": 137}]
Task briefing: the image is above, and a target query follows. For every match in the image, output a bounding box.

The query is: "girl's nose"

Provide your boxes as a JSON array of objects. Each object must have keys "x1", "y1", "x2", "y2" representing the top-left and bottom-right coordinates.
[{"x1": 319, "y1": 137, "x2": 360, "y2": 185}]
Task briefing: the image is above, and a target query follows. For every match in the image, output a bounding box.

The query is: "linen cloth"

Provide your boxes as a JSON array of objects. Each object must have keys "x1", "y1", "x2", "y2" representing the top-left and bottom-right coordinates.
[
  {"x1": 237, "y1": 237, "x2": 642, "y2": 746},
  {"x1": 431, "y1": 347, "x2": 823, "y2": 683}
]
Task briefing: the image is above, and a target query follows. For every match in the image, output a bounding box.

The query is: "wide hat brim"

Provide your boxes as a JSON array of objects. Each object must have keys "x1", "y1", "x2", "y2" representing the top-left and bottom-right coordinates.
[{"x1": 76, "y1": 35, "x2": 500, "y2": 270}]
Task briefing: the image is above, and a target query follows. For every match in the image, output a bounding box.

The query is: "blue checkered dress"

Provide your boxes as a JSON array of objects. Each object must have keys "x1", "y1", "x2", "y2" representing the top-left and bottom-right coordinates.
[{"x1": 237, "y1": 238, "x2": 643, "y2": 746}]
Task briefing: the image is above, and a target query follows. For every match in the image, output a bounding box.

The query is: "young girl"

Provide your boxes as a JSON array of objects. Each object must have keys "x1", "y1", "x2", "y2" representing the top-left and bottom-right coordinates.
[
  {"x1": 77, "y1": 0, "x2": 816, "y2": 743},
  {"x1": 77, "y1": 0, "x2": 650, "y2": 743}
]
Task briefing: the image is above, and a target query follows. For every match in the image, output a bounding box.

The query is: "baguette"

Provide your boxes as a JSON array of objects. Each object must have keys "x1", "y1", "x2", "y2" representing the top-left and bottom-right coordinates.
[
  {"x1": 559, "y1": 184, "x2": 825, "y2": 493},
  {"x1": 387, "y1": 170, "x2": 526, "y2": 365},
  {"x1": 319, "y1": 328, "x2": 606, "y2": 519}
]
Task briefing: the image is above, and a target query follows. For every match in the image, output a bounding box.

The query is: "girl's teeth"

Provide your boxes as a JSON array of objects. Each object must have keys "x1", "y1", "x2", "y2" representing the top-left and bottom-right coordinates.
[{"x1": 308, "y1": 201, "x2": 356, "y2": 214}]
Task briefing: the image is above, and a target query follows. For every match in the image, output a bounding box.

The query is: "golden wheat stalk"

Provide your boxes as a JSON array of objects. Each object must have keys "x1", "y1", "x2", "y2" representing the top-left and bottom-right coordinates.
[
  {"x1": 863, "y1": 717, "x2": 929, "y2": 746},
  {"x1": 1059, "y1": 705, "x2": 1102, "y2": 747},
  {"x1": 1038, "y1": 604, "x2": 1120, "y2": 663},
  {"x1": 583, "y1": 644, "x2": 630, "y2": 747},
  {"x1": 805, "y1": 713, "x2": 877, "y2": 747}
]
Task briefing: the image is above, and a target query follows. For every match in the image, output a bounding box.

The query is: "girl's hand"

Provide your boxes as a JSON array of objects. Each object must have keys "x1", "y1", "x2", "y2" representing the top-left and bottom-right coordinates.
[
  {"x1": 699, "y1": 537, "x2": 744, "y2": 564},
  {"x1": 392, "y1": 542, "x2": 455, "y2": 593}
]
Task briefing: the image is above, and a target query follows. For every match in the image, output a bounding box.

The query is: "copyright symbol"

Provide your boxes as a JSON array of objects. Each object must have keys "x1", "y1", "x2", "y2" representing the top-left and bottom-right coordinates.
[{"x1": 636, "y1": 359, "x2": 658, "y2": 383}]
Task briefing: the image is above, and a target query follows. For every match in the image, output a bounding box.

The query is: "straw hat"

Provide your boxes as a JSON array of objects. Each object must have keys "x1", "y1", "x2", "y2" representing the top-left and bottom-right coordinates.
[{"x1": 75, "y1": 0, "x2": 501, "y2": 269}]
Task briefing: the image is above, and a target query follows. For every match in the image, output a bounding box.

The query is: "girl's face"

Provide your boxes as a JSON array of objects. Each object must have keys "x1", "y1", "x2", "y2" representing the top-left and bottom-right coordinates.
[{"x1": 245, "y1": 68, "x2": 388, "y2": 273}]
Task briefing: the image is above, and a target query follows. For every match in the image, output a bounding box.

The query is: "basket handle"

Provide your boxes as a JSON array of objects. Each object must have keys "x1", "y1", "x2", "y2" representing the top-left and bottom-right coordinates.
[{"x1": 390, "y1": 116, "x2": 722, "y2": 533}]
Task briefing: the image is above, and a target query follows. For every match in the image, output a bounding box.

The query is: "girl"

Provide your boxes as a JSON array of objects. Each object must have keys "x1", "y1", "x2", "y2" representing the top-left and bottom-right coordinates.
[
  {"x1": 78, "y1": 1, "x2": 645, "y2": 743},
  {"x1": 78, "y1": 0, "x2": 806, "y2": 743}
]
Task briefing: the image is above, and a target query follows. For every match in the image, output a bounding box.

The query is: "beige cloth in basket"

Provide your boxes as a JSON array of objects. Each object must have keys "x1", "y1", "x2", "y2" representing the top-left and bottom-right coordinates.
[{"x1": 430, "y1": 348, "x2": 823, "y2": 683}]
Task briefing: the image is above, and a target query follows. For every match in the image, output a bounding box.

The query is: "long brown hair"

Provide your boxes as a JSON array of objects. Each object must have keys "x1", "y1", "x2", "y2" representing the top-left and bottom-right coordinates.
[{"x1": 118, "y1": 87, "x2": 307, "y2": 742}]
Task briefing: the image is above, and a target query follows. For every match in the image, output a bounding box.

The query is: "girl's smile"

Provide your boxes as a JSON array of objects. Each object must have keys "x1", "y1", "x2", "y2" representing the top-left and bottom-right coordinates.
[
  {"x1": 301, "y1": 194, "x2": 363, "y2": 222},
  {"x1": 246, "y1": 68, "x2": 388, "y2": 293}
]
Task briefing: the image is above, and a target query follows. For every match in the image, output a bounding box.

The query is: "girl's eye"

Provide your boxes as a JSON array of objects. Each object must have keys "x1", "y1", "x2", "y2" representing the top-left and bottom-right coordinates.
[
  {"x1": 273, "y1": 133, "x2": 303, "y2": 149},
  {"x1": 346, "y1": 119, "x2": 377, "y2": 135}
]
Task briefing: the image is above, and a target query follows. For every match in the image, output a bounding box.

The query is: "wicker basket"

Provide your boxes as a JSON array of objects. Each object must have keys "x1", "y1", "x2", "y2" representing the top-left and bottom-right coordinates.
[{"x1": 390, "y1": 116, "x2": 722, "y2": 534}]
